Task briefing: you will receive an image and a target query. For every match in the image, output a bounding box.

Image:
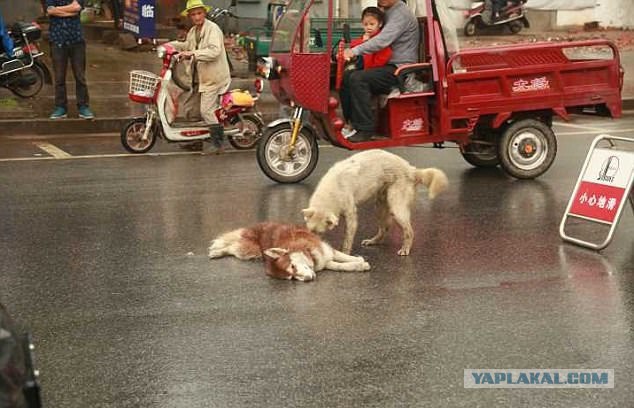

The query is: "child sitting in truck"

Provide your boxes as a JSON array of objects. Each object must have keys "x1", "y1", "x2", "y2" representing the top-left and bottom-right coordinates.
[
  {"x1": 351, "y1": 7, "x2": 392, "y2": 70},
  {"x1": 340, "y1": 7, "x2": 392, "y2": 133}
]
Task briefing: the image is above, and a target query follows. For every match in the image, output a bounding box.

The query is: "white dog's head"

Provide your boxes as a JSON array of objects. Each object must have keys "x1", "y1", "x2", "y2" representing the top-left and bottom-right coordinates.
[
  {"x1": 263, "y1": 248, "x2": 316, "y2": 282},
  {"x1": 302, "y1": 208, "x2": 339, "y2": 234}
]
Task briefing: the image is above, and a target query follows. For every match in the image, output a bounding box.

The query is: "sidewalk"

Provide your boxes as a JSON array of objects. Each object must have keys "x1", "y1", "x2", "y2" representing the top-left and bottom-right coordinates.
[
  {"x1": 1, "y1": 27, "x2": 633, "y2": 136},
  {"x1": 0, "y1": 37, "x2": 279, "y2": 136}
]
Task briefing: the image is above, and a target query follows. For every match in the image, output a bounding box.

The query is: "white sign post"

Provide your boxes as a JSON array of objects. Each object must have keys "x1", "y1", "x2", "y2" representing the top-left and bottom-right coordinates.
[{"x1": 560, "y1": 135, "x2": 634, "y2": 250}]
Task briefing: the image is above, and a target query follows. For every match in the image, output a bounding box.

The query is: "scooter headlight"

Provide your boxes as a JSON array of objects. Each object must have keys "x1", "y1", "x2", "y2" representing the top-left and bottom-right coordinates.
[
  {"x1": 254, "y1": 77, "x2": 264, "y2": 93},
  {"x1": 156, "y1": 45, "x2": 166, "y2": 59},
  {"x1": 257, "y1": 57, "x2": 280, "y2": 80}
]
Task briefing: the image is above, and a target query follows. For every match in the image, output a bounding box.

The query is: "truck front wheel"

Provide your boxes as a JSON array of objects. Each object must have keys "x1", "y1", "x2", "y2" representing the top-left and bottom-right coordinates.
[
  {"x1": 498, "y1": 119, "x2": 557, "y2": 179},
  {"x1": 256, "y1": 123, "x2": 319, "y2": 183}
]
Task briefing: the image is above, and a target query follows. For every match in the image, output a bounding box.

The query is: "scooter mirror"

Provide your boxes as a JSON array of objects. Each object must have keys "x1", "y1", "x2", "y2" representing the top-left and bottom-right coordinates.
[
  {"x1": 312, "y1": 28, "x2": 323, "y2": 48},
  {"x1": 342, "y1": 23, "x2": 351, "y2": 44}
]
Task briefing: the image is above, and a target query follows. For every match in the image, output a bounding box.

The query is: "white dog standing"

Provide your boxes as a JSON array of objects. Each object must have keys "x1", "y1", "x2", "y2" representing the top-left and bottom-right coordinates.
[{"x1": 302, "y1": 150, "x2": 448, "y2": 256}]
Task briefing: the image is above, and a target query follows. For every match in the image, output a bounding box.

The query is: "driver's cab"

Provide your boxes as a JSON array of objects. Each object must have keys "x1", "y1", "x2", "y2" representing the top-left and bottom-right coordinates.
[{"x1": 261, "y1": 0, "x2": 459, "y2": 144}]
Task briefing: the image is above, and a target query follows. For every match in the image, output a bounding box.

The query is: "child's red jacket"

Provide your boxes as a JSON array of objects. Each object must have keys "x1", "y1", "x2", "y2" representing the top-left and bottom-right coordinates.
[{"x1": 350, "y1": 31, "x2": 393, "y2": 69}]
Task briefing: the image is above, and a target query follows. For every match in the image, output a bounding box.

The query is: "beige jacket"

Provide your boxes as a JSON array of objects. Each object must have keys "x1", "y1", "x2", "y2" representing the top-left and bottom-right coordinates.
[{"x1": 169, "y1": 19, "x2": 231, "y2": 93}]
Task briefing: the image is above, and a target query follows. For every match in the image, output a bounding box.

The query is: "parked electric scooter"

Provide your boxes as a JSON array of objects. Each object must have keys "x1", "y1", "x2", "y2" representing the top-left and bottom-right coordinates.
[
  {"x1": 464, "y1": 0, "x2": 529, "y2": 36},
  {"x1": 0, "y1": 21, "x2": 52, "y2": 98},
  {"x1": 121, "y1": 42, "x2": 264, "y2": 153}
]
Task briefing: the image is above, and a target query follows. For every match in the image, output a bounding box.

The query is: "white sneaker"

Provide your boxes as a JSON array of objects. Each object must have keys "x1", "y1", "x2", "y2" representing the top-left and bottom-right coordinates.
[{"x1": 342, "y1": 128, "x2": 357, "y2": 139}]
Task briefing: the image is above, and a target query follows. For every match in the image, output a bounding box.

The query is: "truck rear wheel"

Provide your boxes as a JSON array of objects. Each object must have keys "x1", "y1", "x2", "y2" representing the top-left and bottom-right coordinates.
[
  {"x1": 256, "y1": 123, "x2": 319, "y2": 183},
  {"x1": 498, "y1": 119, "x2": 557, "y2": 179},
  {"x1": 459, "y1": 136, "x2": 500, "y2": 168}
]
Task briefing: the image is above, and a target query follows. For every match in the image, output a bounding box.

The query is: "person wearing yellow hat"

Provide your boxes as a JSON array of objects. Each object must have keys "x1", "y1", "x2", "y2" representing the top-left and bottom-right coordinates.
[
  {"x1": 181, "y1": 0, "x2": 211, "y2": 16},
  {"x1": 169, "y1": 0, "x2": 231, "y2": 152}
]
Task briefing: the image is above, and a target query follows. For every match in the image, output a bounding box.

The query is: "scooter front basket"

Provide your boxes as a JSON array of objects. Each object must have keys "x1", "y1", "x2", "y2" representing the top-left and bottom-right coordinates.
[{"x1": 128, "y1": 70, "x2": 160, "y2": 104}]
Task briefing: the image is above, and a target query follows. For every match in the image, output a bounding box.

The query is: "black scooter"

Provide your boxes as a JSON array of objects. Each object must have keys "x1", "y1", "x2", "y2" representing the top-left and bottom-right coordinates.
[
  {"x1": 464, "y1": 0, "x2": 530, "y2": 36},
  {"x1": 0, "y1": 21, "x2": 52, "y2": 98}
]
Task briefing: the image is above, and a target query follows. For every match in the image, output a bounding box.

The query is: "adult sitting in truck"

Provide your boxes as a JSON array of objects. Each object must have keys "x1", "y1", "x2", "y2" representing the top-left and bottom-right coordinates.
[{"x1": 342, "y1": 0, "x2": 419, "y2": 143}]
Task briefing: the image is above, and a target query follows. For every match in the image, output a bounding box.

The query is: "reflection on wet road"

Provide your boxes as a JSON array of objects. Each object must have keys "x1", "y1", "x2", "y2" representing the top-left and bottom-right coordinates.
[{"x1": 0, "y1": 115, "x2": 632, "y2": 407}]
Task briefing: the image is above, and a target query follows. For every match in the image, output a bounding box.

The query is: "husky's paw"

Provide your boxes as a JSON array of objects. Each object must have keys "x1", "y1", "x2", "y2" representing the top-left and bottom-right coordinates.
[
  {"x1": 208, "y1": 240, "x2": 226, "y2": 258},
  {"x1": 358, "y1": 261, "x2": 371, "y2": 271},
  {"x1": 397, "y1": 247, "x2": 410, "y2": 256},
  {"x1": 361, "y1": 238, "x2": 376, "y2": 247},
  {"x1": 352, "y1": 255, "x2": 365, "y2": 263}
]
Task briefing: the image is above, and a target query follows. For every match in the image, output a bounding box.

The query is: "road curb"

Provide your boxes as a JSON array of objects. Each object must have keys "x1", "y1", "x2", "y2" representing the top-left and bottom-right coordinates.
[
  {"x1": 0, "y1": 90, "x2": 279, "y2": 136},
  {"x1": 2, "y1": 97, "x2": 632, "y2": 137},
  {"x1": 0, "y1": 117, "x2": 131, "y2": 136},
  {"x1": 0, "y1": 111, "x2": 281, "y2": 137}
]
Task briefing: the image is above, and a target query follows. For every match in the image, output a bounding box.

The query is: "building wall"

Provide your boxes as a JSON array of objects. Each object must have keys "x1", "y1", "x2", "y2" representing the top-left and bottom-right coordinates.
[
  {"x1": 556, "y1": 8, "x2": 596, "y2": 27},
  {"x1": 228, "y1": 0, "x2": 634, "y2": 33},
  {"x1": 236, "y1": 0, "x2": 272, "y2": 21},
  {"x1": 594, "y1": 0, "x2": 634, "y2": 28},
  {"x1": 7, "y1": 0, "x2": 627, "y2": 32},
  {"x1": 555, "y1": 0, "x2": 633, "y2": 28},
  {"x1": 527, "y1": 10, "x2": 557, "y2": 31},
  {"x1": 157, "y1": 0, "x2": 183, "y2": 24},
  {"x1": 0, "y1": 0, "x2": 43, "y2": 22}
]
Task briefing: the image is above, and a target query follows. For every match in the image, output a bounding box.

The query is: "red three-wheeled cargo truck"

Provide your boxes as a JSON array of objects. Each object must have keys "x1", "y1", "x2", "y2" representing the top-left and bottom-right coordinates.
[{"x1": 255, "y1": 0, "x2": 623, "y2": 183}]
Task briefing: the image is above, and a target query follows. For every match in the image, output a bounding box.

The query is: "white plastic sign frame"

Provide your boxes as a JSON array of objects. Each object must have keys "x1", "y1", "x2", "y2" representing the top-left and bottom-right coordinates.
[{"x1": 560, "y1": 134, "x2": 634, "y2": 250}]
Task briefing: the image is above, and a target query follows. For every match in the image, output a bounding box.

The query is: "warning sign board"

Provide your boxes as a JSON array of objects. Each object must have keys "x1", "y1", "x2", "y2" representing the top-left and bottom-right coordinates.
[
  {"x1": 560, "y1": 135, "x2": 634, "y2": 250},
  {"x1": 568, "y1": 148, "x2": 634, "y2": 223}
]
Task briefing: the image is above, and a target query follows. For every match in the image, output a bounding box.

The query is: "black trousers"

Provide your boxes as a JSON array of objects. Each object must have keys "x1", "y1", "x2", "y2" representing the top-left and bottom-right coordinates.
[
  {"x1": 50, "y1": 41, "x2": 89, "y2": 109},
  {"x1": 347, "y1": 65, "x2": 397, "y2": 132},
  {"x1": 339, "y1": 69, "x2": 354, "y2": 122},
  {"x1": 492, "y1": 0, "x2": 506, "y2": 14}
]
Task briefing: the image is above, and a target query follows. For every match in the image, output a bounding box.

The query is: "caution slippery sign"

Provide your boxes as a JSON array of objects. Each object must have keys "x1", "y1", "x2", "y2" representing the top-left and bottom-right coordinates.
[{"x1": 560, "y1": 135, "x2": 634, "y2": 250}]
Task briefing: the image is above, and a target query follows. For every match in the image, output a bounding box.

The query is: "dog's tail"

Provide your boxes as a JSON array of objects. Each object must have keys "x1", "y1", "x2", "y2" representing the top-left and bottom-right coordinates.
[{"x1": 414, "y1": 168, "x2": 449, "y2": 199}]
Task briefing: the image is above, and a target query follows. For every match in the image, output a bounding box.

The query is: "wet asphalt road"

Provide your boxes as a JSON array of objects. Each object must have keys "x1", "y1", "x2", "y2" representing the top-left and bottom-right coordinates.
[{"x1": 1, "y1": 114, "x2": 633, "y2": 407}]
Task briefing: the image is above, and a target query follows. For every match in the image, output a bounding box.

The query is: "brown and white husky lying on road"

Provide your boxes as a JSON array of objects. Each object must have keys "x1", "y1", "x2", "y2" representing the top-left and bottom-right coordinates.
[{"x1": 208, "y1": 222, "x2": 370, "y2": 281}]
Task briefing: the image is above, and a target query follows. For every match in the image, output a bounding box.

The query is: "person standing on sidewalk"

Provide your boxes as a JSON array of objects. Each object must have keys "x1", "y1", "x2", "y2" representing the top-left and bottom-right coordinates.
[
  {"x1": 168, "y1": 0, "x2": 231, "y2": 153},
  {"x1": 46, "y1": 0, "x2": 94, "y2": 120}
]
